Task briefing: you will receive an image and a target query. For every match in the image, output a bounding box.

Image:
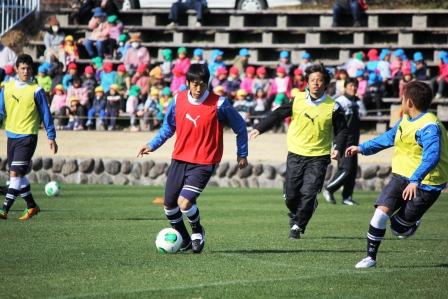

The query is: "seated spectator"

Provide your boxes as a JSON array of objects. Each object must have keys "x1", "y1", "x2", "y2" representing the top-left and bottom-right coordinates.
[
  {"x1": 252, "y1": 66, "x2": 270, "y2": 96},
  {"x1": 2, "y1": 65, "x2": 15, "y2": 83},
  {"x1": 240, "y1": 66, "x2": 255, "y2": 96},
  {"x1": 70, "y1": 0, "x2": 96, "y2": 25},
  {"x1": 233, "y1": 48, "x2": 250, "y2": 76},
  {"x1": 173, "y1": 47, "x2": 191, "y2": 77},
  {"x1": 140, "y1": 87, "x2": 162, "y2": 131},
  {"x1": 67, "y1": 76, "x2": 89, "y2": 108},
  {"x1": 114, "y1": 64, "x2": 131, "y2": 95},
  {"x1": 208, "y1": 49, "x2": 225, "y2": 78},
  {"x1": 366, "y1": 49, "x2": 379, "y2": 73},
  {"x1": 65, "y1": 97, "x2": 86, "y2": 130},
  {"x1": 132, "y1": 64, "x2": 150, "y2": 97},
  {"x1": 270, "y1": 66, "x2": 291, "y2": 98},
  {"x1": 149, "y1": 66, "x2": 165, "y2": 90},
  {"x1": 62, "y1": 62, "x2": 79, "y2": 90},
  {"x1": 92, "y1": 56, "x2": 104, "y2": 81},
  {"x1": 105, "y1": 84, "x2": 123, "y2": 131},
  {"x1": 334, "y1": 69, "x2": 348, "y2": 97},
  {"x1": 252, "y1": 88, "x2": 268, "y2": 126},
  {"x1": 86, "y1": 86, "x2": 107, "y2": 129},
  {"x1": 271, "y1": 92, "x2": 289, "y2": 132},
  {"x1": 292, "y1": 68, "x2": 307, "y2": 92},
  {"x1": 50, "y1": 84, "x2": 67, "y2": 129},
  {"x1": 43, "y1": 16, "x2": 65, "y2": 63},
  {"x1": 116, "y1": 33, "x2": 130, "y2": 60},
  {"x1": 413, "y1": 52, "x2": 427, "y2": 81},
  {"x1": 170, "y1": 64, "x2": 187, "y2": 94},
  {"x1": 126, "y1": 85, "x2": 141, "y2": 132},
  {"x1": 233, "y1": 89, "x2": 252, "y2": 125},
  {"x1": 168, "y1": 0, "x2": 208, "y2": 28},
  {"x1": 83, "y1": 8, "x2": 109, "y2": 58},
  {"x1": 161, "y1": 48, "x2": 173, "y2": 84},
  {"x1": 332, "y1": 0, "x2": 366, "y2": 27},
  {"x1": 191, "y1": 48, "x2": 206, "y2": 64},
  {"x1": 100, "y1": 61, "x2": 117, "y2": 92},
  {"x1": 298, "y1": 52, "x2": 312, "y2": 72},
  {"x1": 36, "y1": 65, "x2": 52, "y2": 95},
  {"x1": 210, "y1": 67, "x2": 229, "y2": 94},
  {"x1": 105, "y1": 15, "x2": 123, "y2": 58},
  {"x1": 278, "y1": 50, "x2": 293, "y2": 75},
  {"x1": 60, "y1": 35, "x2": 79, "y2": 67},
  {"x1": 159, "y1": 87, "x2": 173, "y2": 115},
  {"x1": 355, "y1": 70, "x2": 367, "y2": 100},
  {"x1": 364, "y1": 72, "x2": 383, "y2": 115},
  {"x1": 100, "y1": 0, "x2": 120, "y2": 16},
  {"x1": 227, "y1": 66, "x2": 241, "y2": 99},
  {"x1": 50, "y1": 62, "x2": 64, "y2": 91},
  {"x1": 430, "y1": 51, "x2": 448, "y2": 99},
  {"x1": 399, "y1": 68, "x2": 414, "y2": 98},
  {"x1": 213, "y1": 85, "x2": 225, "y2": 96},
  {"x1": 345, "y1": 51, "x2": 365, "y2": 78},
  {"x1": 82, "y1": 65, "x2": 97, "y2": 104},
  {"x1": 124, "y1": 34, "x2": 150, "y2": 75}
]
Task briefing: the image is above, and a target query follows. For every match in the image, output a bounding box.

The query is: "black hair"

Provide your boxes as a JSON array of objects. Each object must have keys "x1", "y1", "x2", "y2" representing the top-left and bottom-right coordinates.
[
  {"x1": 186, "y1": 63, "x2": 210, "y2": 84},
  {"x1": 72, "y1": 76, "x2": 81, "y2": 85},
  {"x1": 15, "y1": 54, "x2": 34, "y2": 68},
  {"x1": 304, "y1": 63, "x2": 331, "y2": 87},
  {"x1": 344, "y1": 77, "x2": 359, "y2": 88},
  {"x1": 403, "y1": 81, "x2": 433, "y2": 111}
]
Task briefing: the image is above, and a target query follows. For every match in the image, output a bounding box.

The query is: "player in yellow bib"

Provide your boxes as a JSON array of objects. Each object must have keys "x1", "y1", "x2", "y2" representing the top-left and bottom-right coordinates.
[
  {"x1": 346, "y1": 81, "x2": 448, "y2": 268},
  {"x1": 250, "y1": 63, "x2": 348, "y2": 239},
  {"x1": 0, "y1": 54, "x2": 58, "y2": 220}
]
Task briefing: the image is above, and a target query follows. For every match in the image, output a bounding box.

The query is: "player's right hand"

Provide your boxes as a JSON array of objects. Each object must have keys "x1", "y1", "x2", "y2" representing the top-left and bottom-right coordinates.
[
  {"x1": 248, "y1": 129, "x2": 260, "y2": 140},
  {"x1": 345, "y1": 145, "x2": 360, "y2": 157},
  {"x1": 49, "y1": 139, "x2": 58, "y2": 155},
  {"x1": 137, "y1": 145, "x2": 152, "y2": 158}
]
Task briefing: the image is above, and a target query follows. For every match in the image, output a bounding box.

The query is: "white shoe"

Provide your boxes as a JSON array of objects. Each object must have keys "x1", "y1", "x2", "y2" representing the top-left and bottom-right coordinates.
[
  {"x1": 355, "y1": 256, "x2": 376, "y2": 269},
  {"x1": 435, "y1": 93, "x2": 442, "y2": 100},
  {"x1": 167, "y1": 22, "x2": 177, "y2": 29},
  {"x1": 195, "y1": 21, "x2": 202, "y2": 27},
  {"x1": 342, "y1": 197, "x2": 357, "y2": 206},
  {"x1": 322, "y1": 188, "x2": 336, "y2": 204}
]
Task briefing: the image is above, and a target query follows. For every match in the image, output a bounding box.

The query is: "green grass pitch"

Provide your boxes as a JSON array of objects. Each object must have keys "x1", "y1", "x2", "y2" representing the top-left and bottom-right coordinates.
[{"x1": 1, "y1": 185, "x2": 447, "y2": 298}]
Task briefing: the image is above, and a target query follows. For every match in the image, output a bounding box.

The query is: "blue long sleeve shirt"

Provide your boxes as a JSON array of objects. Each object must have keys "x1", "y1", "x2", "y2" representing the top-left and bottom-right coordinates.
[
  {"x1": 0, "y1": 78, "x2": 56, "y2": 140},
  {"x1": 359, "y1": 112, "x2": 445, "y2": 191},
  {"x1": 148, "y1": 91, "x2": 248, "y2": 158}
]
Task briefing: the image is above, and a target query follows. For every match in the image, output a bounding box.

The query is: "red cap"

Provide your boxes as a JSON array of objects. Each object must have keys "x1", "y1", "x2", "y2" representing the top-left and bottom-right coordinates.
[
  {"x1": 117, "y1": 64, "x2": 126, "y2": 72},
  {"x1": 216, "y1": 66, "x2": 228, "y2": 76},
  {"x1": 4, "y1": 64, "x2": 14, "y2": 75},
  {"x1": 294, "y1": 68, "x2": 303, "y2": 76},
  {"x1": 402, "y1": 67, "x2": 412, "y2": 76},
  {"x1": 256, "y1": 66, "x2": 266, "y2": 75},
  {"x1": 68, "y1": 63, "x2": 77, "y2": 70},
  {"x1": 84, "y1": 65, "x2": 94, "y2": 74},
  {"x1": 229, "y1": 66, "x2": 239, "y2": 75},
  {"x1": 367, "y1": 49, "x2": 379, "y2": 60},
  {"x1": 245, "y1": 66, "x2": 255, "y2": 75},
  {"x1": 137, "y1": 64, "x2": 147, "y2": 73},
  {"x1": 103, "y1": 61, "x2": 113, "y2": 72},
  {"x1": 276, "y1": 66, "x2": 286, "y2": 74}
]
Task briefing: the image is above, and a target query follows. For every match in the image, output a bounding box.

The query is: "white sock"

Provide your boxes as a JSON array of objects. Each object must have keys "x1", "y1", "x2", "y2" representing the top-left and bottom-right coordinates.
[{"x1": 370, "y1": 208, "x2": 388, "y2": 229}]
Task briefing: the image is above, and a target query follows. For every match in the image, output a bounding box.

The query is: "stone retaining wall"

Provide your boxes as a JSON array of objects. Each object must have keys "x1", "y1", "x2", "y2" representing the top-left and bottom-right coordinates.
[{"x1": 0, "y1": 156, "x2": 396, "y2": 191}]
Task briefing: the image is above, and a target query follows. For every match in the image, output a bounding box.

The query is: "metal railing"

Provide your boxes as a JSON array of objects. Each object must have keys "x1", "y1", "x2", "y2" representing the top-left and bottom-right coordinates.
[{"x1": 1, "y1": 0, "x2": 40, "y2": 37}]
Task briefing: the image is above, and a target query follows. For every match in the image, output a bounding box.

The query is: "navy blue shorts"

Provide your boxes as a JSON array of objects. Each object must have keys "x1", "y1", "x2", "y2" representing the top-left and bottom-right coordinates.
[
  {"x1": 7, "y1": 135, "x2": 38, "y2": 175},
  {"x1": 164, "y1": 159, "x2": 216, "y2": 208},
  {"x1": 376, "y1": 174, "x2": 441, "y2": 222}
]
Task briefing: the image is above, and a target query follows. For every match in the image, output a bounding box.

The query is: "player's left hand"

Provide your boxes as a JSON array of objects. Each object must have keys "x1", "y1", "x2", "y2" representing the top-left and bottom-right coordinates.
[
  {"x1": 137, "y1": 145, "x2": 152, "y2": 158},
  {"x1": 237, "y1": 156, "x2": 248, "y2": 169},
  {"x1": 49, "y1": 139, "x2": 58, "y2": 154},
  {"x1": 331, "y1": 149, "x2": 339, "y2": 160},
  {"x1": 402, "y1": 183, "x2": 418, "y2": 201}
]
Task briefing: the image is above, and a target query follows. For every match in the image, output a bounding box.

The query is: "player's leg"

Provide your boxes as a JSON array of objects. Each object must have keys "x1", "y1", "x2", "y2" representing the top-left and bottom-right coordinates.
[
  {"x1": 341, "y1": 155, "x2": 358, "y2": 205},
  {"x1": 323, "y1": 165, "x2": 346, "y2": 204},
  {"x1": 390, "y1": 188, "x2": 440, "y2": 239},
  {"x1": 178, "y1": 163, "x2": 216, "y2": 254},
  {"x1": 2, "y1": 138, "x2": 24, "y2": 219},
  {"x1": 355, "y1": 175, "x2": 405, "y2": 268},
  {"x1": 296, "y1": 156, "x2": 330, "y2": 235},
  {"x1": 164, "y1": 160, "x2": 191, "y2": 251},
  {"x1": 284, "y1": 153, "x2": 305, "y2": 239}
]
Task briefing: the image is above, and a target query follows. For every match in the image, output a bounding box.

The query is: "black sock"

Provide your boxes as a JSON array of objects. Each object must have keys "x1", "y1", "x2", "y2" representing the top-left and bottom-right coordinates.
[
  {"x1": 3, "y1": 188, "x2": 20, "y2": 213},
  {"x1": 164, "y1": 207, "x2": 190, "y2": 242},
  {"x1": 366, "y1": 224, "x2": 386, "y2": 260},
  {"x1": 20, "y1": 185, "x2": 37, "y2": 209},
  {"x1": 182, "y1": 205, "x2": 202, "y2": 234}
]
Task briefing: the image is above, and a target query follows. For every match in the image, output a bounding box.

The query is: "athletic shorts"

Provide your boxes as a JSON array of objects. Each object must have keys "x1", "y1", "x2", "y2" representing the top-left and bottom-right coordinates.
[
  {"x1": 376, "y1": 174, "x2": 441, "y2": 222},
  {"x1": 164, "y1": 159, "x2": 216, "y2": 208},
  {"x1": 7, "y1": 135, "x2": 38, "y2": 175}
]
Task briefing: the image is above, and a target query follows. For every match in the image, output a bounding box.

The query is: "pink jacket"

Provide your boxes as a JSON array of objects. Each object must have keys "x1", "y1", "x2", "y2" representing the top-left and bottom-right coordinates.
[
  {"x1": 51, "y1": 94, "x2": 67, "y2": 112},
  {"x1": 131, "y1": 74, "x2": 150, "y2": 95},
  {"x1": 67, "y1": 86, "x2": 89, "y2": 107},
  {"x1": 173, "y1": 57, "x2": 191, "y2": 76},
  {"x1": 107, "y1": 23, "x2": 123, "y2": 41},
  {"x1": 270, "y1": 76, "x2": 291, "y2": 96},
  {"x1": 240, "y1": 77, "x2": 254, "y2": 95},
  {"x1": 88, "y1": 18, "x2": 109, "y2": 41},
  {"x1": 170, "y1": 75, "x2": 186, "y2": 93},
  {"x1": 124, "y1": 47, "x2": 151, "y2": 70},
  {"x1": 357, "y1": 80, "x2": 367, "y2": 99},
  {"x1": 390, "y1": 59, "x2": 402, "y2": 77}
]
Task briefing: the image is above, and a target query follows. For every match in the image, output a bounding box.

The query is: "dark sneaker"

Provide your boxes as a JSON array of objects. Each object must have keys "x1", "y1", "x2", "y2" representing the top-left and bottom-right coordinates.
[
  {"x1": 323, "y1": 188, "x2": 336, "y2": 204},
  {"x1": 398, "y1": 220, "x2": 421, "y2": 239},
  {"x1": 289, "y1": 224, "x2": 301, "y2": 239},
  {"x1": 179, "y1": 238, "x2": 192, "y2": 252},
  {"x1": 191, "y1": 228, "x2": 205, "y2": 254},
  {"x1": 342, "y1": 197, "x2": 357, "y2": 206}
]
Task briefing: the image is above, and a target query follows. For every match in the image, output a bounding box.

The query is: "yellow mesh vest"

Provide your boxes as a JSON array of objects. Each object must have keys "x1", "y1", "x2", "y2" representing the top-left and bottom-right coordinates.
[
  {"x1": 392, "y1": 113, "x2": 448, "y2": 185},
  {"x1": 4, "y1": 79, "x2": 41, "y2": 135},
  {"x1": 287, "y1": 92, "x2": 335, "y2": 156}
]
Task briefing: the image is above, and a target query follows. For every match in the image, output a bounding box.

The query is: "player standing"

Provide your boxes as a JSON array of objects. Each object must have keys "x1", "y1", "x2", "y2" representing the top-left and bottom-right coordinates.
[
  {"x1": 137, "y1": 63, "x2": 248, "y2": 253},
  {"x1": 346, "y1": 81, "x2": 448, "y2": 268},
  {"x1": 0, "y1": 54, "x2": 58, "y2": 220},
  {"x1": 250, "y1": 63, "x2": 347, "y2": 239}
]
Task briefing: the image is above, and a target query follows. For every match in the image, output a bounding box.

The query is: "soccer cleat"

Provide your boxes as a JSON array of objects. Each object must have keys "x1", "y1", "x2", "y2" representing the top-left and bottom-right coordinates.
[
  {"x1": 179, "y1": 238, "x2": 192, "y2": 252},
  {"x1": 191, "y1": 228, "x2": 205, "y2": 254},
  {"x1": 0, "y1": 209, "x2": 7, "y2": 220},
  {"x1": 18, "y1": 206, "x2": 40, "y2": 221},
  {"x1": 322, "y1": 188, "x2": 336, "y2": 204},
  {"x1": 398, "y1": 220, "x2": 421, "y2": 239},
  {"x1": 355, "y1": 256, "x2": 377, "y2": 269},
  {"x1": 342, "y1": 197, "x2": 357, "y2": 206},
  {"x1": 289, "y1": 224, "x2": 301, "y2": 239}
]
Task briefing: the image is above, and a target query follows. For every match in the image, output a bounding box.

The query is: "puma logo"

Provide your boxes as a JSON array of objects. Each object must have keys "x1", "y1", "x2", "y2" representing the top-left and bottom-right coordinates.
[
  {"x1": 398, "y1": 126, "x2": 403, "y2": 141},
  {"x1": 186, "y1": 113, "x2": 200, "y2": 127},
  {"x1": 304, "y1": 113, "x2": 315, "y2": 124},
  {"x1": 12, "y1": 95, "x2": 20, "y2": 103}
]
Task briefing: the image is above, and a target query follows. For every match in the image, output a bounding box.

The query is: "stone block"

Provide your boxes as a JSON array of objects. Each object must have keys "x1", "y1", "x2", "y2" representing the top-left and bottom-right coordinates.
[
  {"x1": 52, "y1": 158, "x2": 65, "y2": 173},
  {"x1": 32, "y1": 157, "x2": 42, "y2": 171},
  {"x1": 216, "y1": 162, "x2": 229, "y2": 178},
  {"x1": 62, "y1": 159, "x2": 78, "y2": 176},
  {"x1": 79, "y1": 159, "x2": 94, "y2": 173},
  {"x1": 253, "y1": 164, "x2": 264, "y2": 176},
  {"x1": 42, "y1": 157, "x2": 53, "y2": 170},
  {"x1": 238, "y1": 164, "x2": 253, "y2": 179},
  {"x1": 121, "y1": 160, "x2": 132, "y2": 175},
  {"x1": 377, "y1": 166, "x2": 391, "y2": 178},
  {"x1": 105, "y1": 160, "x2": 121, "y2": 175},
  {"x1": 94, "y1": 159, "x2": 104, "y2": 174},
  {"x1": 363, "y1": 165, "x2": 379, "y2": 180}
]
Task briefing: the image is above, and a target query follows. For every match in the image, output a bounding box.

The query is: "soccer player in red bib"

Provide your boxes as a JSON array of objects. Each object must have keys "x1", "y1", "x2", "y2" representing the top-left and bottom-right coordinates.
[{"x1": 137, "y1": 63, "x2": 248, "y2": 253}]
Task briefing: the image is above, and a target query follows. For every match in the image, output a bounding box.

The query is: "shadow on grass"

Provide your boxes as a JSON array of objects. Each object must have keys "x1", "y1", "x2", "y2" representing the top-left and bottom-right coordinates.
[
  {"x1": 113, "y1": 217, "x2": 166, "y2": 221},
  {"x1": 210, "y1": 249, "x2": 373, "y2": 254},
  {"x1": 393, "y1": 263, "x2": 448, "y2": 269}
]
